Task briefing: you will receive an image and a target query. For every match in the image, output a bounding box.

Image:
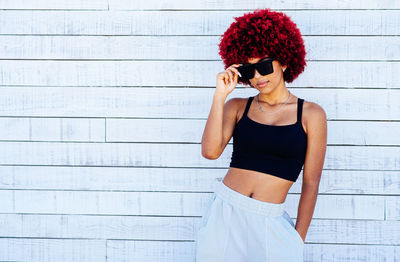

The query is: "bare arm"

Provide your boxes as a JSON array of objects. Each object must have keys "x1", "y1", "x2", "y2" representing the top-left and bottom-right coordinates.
[
  {"x1": 201, "y1": 94, "x2": 239, "y2": 159},
  {"x1": 295, "y1": 102, "x2": 328, "y2": 243},
  {"x1": 201, "y1": 63, "x2": 242, "y2": 159}
]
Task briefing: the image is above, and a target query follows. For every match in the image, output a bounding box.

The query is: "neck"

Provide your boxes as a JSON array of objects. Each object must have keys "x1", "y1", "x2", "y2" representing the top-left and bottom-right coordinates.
[{"x1": 257, "y1": 88, "x2": 291, "y2": 106}]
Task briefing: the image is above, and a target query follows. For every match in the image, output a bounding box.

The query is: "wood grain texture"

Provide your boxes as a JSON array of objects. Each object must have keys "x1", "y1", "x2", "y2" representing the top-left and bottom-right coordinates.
[
  {"x1": 0, "y1": 60, "x2": 398, "y2": 87},
  {"x1": 0, "y1": 167, "x2": 399, "y2": 195},
  {"x1": 0, "y1": 213, "x2": 400, "y2": 244},
  {"x1": 0, "y1": 35, "x2": 398, "y2": 60},
  {"x1": 0, "y1": 10, "x2": 399, "y2": 36},
  {"x1": 0, "y1": 3, "x2": 398, "y2": 261},
  {"x1": 0, "y1": 88, "x2": 399, "y2": 119},
  {"x1": 0, "y1": 142, "x2": 399, "y2": 170},
  {"x1": 106, "y1": 241, "x2": 400, "y2": 262},
  {"x1": 0, "y1": 187, "x2": 387, "y2": 219},
  {"x1": 0, "y1": 0, "x2": 399, "y2": 10},
  {"x1": 0, "y1": 238, "x2": 106, "y2": 262},
  {"x1": 108, "y1": 0, "x2": 400, "y2": 10}
]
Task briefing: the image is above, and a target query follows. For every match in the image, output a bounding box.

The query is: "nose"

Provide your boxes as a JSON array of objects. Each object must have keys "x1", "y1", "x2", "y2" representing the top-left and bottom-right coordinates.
[{"x1": 253, "y1": 68, "x2": 262, "y2": 78}]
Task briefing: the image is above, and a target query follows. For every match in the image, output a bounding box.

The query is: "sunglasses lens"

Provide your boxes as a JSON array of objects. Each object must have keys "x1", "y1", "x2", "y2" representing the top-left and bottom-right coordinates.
[
  {"x1": 237, "y1": 58, "x2": 275, "y2": 80},
  {"x1": 238, "y1": 66, "x2": 254, "y2": 80},
  {"x1": 256, "y1": 59, "x2": 274, "y2": 75}
]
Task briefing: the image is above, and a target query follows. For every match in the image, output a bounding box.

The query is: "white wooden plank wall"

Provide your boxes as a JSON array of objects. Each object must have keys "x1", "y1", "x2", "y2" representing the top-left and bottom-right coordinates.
[{"x1": 0, "y1": 1, "x2": 399, "y2": 261}]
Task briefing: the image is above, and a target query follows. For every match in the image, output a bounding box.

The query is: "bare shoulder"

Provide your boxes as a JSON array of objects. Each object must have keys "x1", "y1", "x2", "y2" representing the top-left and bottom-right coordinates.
[
  {"x1": 225, "y1": 96, "x2": 245, "y2": 105},
  {"x1": 225, "y1": 96, "x2": 248, "y2": 106},
  {"x1": 302, "y1": 100, "x2": 327, "y2": 134},
  {"x1": 224, "y1": 97, "x2": 248, "y2": 120}
]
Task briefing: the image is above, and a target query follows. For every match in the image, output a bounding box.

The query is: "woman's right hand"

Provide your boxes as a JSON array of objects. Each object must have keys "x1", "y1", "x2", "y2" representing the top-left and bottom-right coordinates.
[{"x1": 215, "y1": 64, "x2": 242, "y2": 97}]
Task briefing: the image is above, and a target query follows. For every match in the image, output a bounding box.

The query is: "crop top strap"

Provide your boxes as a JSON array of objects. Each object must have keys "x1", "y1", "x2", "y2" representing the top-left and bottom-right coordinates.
[
  {"x1": 297, "y1": 98, "x2": 304, "y2": 123},
  {"x1": 243, "y1": 96, "x2": 254, "y2": 117}
]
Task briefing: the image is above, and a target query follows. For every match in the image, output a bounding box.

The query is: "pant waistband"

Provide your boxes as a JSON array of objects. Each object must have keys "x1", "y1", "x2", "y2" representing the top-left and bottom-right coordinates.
[{"x1": 214, "y1": 180, "x2": 285, "y2": 217}]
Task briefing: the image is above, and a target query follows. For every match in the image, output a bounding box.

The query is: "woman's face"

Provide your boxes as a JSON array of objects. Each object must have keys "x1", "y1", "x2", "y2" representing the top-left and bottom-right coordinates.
[{"x1": 246, "y1": 55, "x2": 287, "y2": 92}]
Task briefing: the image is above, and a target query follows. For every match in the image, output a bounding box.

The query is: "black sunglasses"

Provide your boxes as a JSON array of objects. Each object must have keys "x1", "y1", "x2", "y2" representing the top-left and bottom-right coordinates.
[{"x1": 237, "y1": 57, "x2": 276, "y2": 80}]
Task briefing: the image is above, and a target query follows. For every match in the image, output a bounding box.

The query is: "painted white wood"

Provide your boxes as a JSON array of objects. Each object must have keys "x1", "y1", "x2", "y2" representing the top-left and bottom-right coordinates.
[
  {"x1": 0, "y1": 235, "x2": 398, "y2": 262},
  {"x1": 0, "y1": 0, "x2": 107, "y2": 9},
  {"x1": 105, "y1": 118, "x2": 400, "y2": 145},
  {"x1": 0, "y1": 142, "x2": 398, "y2": 170},
  {"x1": 106, "y1": 241, "x2": 400, "y2": 262},
  {"x1": 303, "y1": 244, "x2": 400, "y2": 262},
  {"x1": 385, "y1": 197, "x2": 400, "y2": 220},
  {"x1": 0, "y1": 10, "x2": 398, "y2": 36},
  {"x1": 0, "y1": 60, "x2": 398, "y2": 87},
  {"x1": 0, "y1": 117, "x2": 105, "y2": 141},
  {"x1": 0, "y1": 2, "x2": 398, "y2": 261},
  {"x1": 0, "y1": 0, "x2": 398, "y2": 10},
  {"x1": 1, "y1": 213, "x2": 400, "y2": 244},
  {"x1": 0, "y1": 238, "x2": 106, "y2": 262},
  {"x1": 0, "y1": 88, "x2": 399, "y2": 120},
  {"x1": 0, "y1": 35, "x2": 398, "y2": 60},
  {"x1": 107, "y1": 240, "x2": 194, "y2": 262},
  {"x1": 0, "y1": 190, "x2": 14, "y2": 211},
  {"x1": 1, "y1": 167, "x2": 398, "y2": 195},
  {"x1": 0, "y1": 188, "x2": 386, "y2": 219},
  {"x1": 1, "y1": 116, "x2": 399, "y2": 146},
  {"x1": 326, "y1": 121, "x2": 400, "y2": 146},
  {"x1": 108, "y1": 0, "x2": 400, "y2": 10}
]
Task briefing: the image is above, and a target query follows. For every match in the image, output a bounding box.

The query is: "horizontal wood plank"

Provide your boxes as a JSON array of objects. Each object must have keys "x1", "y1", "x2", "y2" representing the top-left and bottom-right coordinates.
[
  {"x1": 0, "y1": 0, "x2": 399, "y2": 10},
  {"x1": 0, "y1": 10, "x2": 398, "y2": 36},
  {"x1": 106, "y1": 240, "x2": 400, "y2": 262},
  {"x1": 0, "y1": 235, "x2": 399, "y2": 261},
  {"x1": 0, "y1": 214, "x2": 399, "y2": 244},
  {"x1": 5, "y1": 117, "x2": 394, "y2": 147},
  {"x1": 0, "y1": 60, "x2": 398, "y2": 88},
  {"x1": 385, "y1": 197, "x2": 400, "y2": 220},
  {"x1": 0, "y1": 238, "x2": 105, "y2": 262},
  {"x1": 0, "y1": 117, "x2": 105, "y2": 142},
  {"x1": 0, "y1": 0, "x2": 107, "y2": 9},
  {"x1": 0, "y1": 142, "x2": 398, "y2": 170},
  {"x1": 106, "y1": 119, "x2": 400, "y2": 145},
  {"x1": 0, "y1": 188, "x2": 385, "y2": 219},
  {"x1": 0, "y1": 88, "x2": 399, "y2": 120},
  {"x1": 109, "y1": 0, "x2": 400, "y2": 10},
  {"x1": 0, "y1": 35, "x2": 398, "y2": 60},
  {"x1": 0, "y1": 166, "x2": 399, "y2": 195}
]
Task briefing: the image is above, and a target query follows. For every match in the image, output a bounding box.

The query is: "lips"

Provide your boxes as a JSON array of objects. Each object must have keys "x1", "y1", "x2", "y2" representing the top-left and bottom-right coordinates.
[{"x1": 257, "y1": 81, "x2": 269, "y2": 87}]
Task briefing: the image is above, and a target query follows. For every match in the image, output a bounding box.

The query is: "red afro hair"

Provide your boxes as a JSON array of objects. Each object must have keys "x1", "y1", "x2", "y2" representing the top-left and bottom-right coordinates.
[{"x1": 218, "y1": 8, "x2": 307, "y2": 85}]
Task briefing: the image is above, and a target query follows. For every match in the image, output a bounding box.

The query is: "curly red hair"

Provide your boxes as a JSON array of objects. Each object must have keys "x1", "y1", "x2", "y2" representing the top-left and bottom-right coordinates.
[{"x1": 218, "y1": 8, "x2": 307, "y2": 85}]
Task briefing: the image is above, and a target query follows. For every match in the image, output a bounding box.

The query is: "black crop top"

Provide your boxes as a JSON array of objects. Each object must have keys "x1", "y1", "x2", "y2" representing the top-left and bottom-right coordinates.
[{"x1": 229, "y1": 96, "x2": 307, "y2": 182}]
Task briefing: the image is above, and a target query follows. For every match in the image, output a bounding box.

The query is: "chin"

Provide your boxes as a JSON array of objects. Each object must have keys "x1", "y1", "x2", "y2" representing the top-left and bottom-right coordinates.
[{"x1": 257, "y1": 85, "x2": 273, "y2": 91}]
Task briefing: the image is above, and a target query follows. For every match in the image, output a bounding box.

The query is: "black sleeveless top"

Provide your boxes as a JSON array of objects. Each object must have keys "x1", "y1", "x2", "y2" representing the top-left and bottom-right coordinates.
[{"x1": 229, "y1": 96, "x2": 307, "y2": 182}]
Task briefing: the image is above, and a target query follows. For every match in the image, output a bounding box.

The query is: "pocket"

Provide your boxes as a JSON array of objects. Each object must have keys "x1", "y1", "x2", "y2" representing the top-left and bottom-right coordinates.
[
  {"x1": 290, "y1": 225, "x2": 304, "y2": 246},
  {"x1": 198, "y1": 193, "x2": 217, "y2": 230},
  {"x1": 280, "y1": 211, "x2": 304, "y2": 246}
]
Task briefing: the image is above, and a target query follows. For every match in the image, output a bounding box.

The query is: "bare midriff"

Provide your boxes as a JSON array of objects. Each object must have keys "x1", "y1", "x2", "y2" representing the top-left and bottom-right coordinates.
[{"x1": 222, "y1": 167, "x2": 294, "y2": 204}]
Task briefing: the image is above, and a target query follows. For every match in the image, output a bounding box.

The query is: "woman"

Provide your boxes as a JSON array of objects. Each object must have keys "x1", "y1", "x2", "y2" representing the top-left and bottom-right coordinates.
[{"x1": 195, "y1": 8, "x2": 327, "y2": 261}]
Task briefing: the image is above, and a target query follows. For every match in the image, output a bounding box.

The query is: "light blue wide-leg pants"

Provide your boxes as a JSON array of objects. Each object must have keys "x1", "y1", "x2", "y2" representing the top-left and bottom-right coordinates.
[{"x1": 195, "y1": 180, "x2": 304, "y2": 262}]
